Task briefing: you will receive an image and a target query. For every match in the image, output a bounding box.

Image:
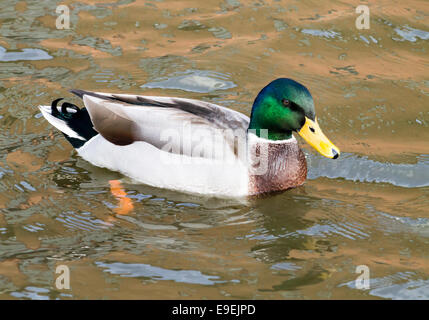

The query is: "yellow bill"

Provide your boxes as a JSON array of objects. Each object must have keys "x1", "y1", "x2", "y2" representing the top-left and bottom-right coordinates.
[{"x1": 297, "y1": 117, "x2": 340, "y2": 159}]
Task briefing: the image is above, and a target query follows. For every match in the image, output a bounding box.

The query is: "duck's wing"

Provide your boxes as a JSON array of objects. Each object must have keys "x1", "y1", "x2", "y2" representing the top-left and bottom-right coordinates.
[{"x1": 72, "y1": 90, "x2": 250, "y2": 159}]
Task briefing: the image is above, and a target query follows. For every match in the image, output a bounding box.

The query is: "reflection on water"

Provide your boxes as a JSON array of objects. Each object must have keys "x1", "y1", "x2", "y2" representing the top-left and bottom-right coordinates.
[
  {"x1": 0, "y1": 46, "x2": 52, "y2": 62},
  {"x1": 393, "y1": 26, "x2": 429, "y2": 42},
  {"x1": 301, "y1": 29, "x2": 340, "y2": 39},
  {"x1": 141, "y1": 69, "x2": 237, "y2": 93},
  {"x1": 96, "y1": 261, "x2": 225, "y2": 285},
  {"x1": 307, "y1": 152, "x2": 429, "y2": 188},
  {"x1": 11, "y1": 286, "x2": 50, "y2": 300},
  {"x1": 56, "y1": 211, "x2": 114, "y2": 231},
  {"x1": 340, "y1": 271, "x2": 429, "y2": 300},
  {"x1": 0, "y1": 0, "x2": 428, "y2": 300}
]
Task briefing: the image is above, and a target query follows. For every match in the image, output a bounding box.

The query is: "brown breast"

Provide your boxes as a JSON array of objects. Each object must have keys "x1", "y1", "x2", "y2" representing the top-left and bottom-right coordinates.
[{"x1": 248, "y1": 137, "x2": 307, "y2": 195}]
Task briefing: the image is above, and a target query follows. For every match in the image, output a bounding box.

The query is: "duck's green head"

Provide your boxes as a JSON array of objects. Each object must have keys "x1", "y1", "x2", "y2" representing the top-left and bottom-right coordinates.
[{"x1": 248, "y1": 78, "x2": 340, "y2": 159}]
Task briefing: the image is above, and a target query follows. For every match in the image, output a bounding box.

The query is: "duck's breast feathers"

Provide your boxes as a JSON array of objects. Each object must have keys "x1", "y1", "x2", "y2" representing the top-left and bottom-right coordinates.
[{"x1": 74, "y1": 90, "x2": 250, "y2": 159}]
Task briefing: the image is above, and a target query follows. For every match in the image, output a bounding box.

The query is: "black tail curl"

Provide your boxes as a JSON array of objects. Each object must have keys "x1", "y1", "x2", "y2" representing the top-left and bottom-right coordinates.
[
  {"x1": 50, "y1": 98, "x2": 98, "y2": 148},
  {"x1": 51, "y1": 98, "x2": 81, "y2": 119}
]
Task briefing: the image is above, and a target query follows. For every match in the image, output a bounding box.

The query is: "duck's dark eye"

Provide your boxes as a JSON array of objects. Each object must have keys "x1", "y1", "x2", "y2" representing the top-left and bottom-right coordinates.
[
  {"x1": 309, "y1": 127, "x2": 315, "y2": 133},
  {"x1": 282, "y1": 99, "x2": 290, "y2": 106}
]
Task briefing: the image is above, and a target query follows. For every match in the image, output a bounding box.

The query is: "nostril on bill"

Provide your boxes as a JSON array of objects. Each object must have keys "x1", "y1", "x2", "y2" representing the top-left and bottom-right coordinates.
[{"x1": 332, "y1": 149, "x2": 339, "y2": 159}]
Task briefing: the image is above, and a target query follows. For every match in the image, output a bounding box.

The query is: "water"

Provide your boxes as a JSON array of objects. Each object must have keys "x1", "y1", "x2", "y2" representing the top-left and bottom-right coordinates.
[
  {"x1": 0, "y1": 0, "x2": 428, "y2": 300},
  {"x1": 141, "y1": 69, "x2": 237, "y2": 93}
]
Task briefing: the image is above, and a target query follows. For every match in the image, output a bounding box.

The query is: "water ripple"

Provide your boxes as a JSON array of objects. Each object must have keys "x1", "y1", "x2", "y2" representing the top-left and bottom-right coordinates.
[
  {"x1": 301, "y1": 29, "x2": 340, "y2": 39},
  {"x1": 393, "y1": 26, "x2": 429, "y2": 42},
  {"x1": 307, "y1": 153, "x2": 429, "y2": 188},
  {"x1": 10, "y1": 286, "x2": 50, "y2": 300},
  {"x1": 340, "y1": 271, "x2": 429, "y2": 300},
  {"x1": 56, "y1": 211, "x2": 113, "y2": 231},
  {"x1": 0, "y1": 46, "x2": 52, "y2": 62},
  {"x1": 141, "y1": 70, "x2": 237, "y2": 93},
  {"x1": 96, "y1": 261, "x2": 224, "y2": 285}
]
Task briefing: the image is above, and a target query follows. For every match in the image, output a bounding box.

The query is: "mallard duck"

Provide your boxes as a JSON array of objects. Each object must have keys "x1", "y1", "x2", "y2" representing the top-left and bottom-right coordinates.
[{"x1": 39, "y1": 78, "x2": 339, "y2": 197}]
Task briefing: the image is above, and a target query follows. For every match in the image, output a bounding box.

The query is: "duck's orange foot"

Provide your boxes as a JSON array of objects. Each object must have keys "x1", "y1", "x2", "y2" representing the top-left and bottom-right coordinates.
[{"x1": 109, "y1": 180, "x2": 134, "y2": 215}]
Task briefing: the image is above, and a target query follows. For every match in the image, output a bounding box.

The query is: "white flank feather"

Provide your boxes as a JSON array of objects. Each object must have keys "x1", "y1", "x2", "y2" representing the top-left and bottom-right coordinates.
[{"x1": 77, "y1": 135, "x2": 249, "y2": 197}]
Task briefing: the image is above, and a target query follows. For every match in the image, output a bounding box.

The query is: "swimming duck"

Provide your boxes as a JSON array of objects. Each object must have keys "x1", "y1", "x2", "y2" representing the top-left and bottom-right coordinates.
[{"x1": 39, "y1": 78, "x2": 340, "y2": 197}]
